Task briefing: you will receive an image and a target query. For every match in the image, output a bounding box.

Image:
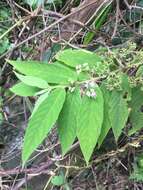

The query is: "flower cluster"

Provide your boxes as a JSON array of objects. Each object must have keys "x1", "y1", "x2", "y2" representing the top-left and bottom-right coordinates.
[
  {"x1": 90, "y1": 63, "x2": 109, "y2": 77},
  {"x1": 76, "y1": 63, "x2": 90, "y2": 74},
  {"x1": 105, "y1": 72, "x2": 122, "y2": 90},
  {"x1": 83, "y1": 81, "x2": 97, "y2": 99},
  {"x1": 84, "y1": 81, "x2": 96, "y2": 88},
  {"x1": 68, "y1": 86, "x2": 75, "y2": 92},
  {"x1": 86, "y1": 88, "x2": 96, "y2": 98}
]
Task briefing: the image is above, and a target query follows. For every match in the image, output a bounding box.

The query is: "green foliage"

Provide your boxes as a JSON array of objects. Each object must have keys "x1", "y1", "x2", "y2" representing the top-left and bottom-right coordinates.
[
  {"x1": 77, "y1": 85, "x2": 104, "y2": 163},
  {"x1": 130, "y1": 166, "x2": 143, "y2": 182},
  {"x1": 109, "y1": 90, "x2": 129, "y2": 140},
  {"x1": 0, "y1": 38, "x2": 10, "y2": 54},
  {"x1": 30, "y1": 92, "x2": 50, "y2": 118},
  {"x1": 22, "y1": 88, "x2": 66, "y2": 163},
  {"x1": 130, "y1": 154, "x2": 143, "y2": 182},
  {"x1": 98, "y1": 85, "x2": 111, "y2": 147},
  {"x1": 0, "y1": 5, "x2": 11, "y2": 54},
  {"x1": 128, "y1": 87, "x2": 143, "y2": 135},
  {"x1": 0, "y1": 94, "x2": 3, "y2": 125},
  {"x1": 25, "y1": 0, "x2": 44, "y2": 8},
  {"x1": 58, "y1": 88, "x2": 81, "y2": 155},
  {"x1": 8, "y1": 44, "x2": 143, "y2": 165},
  {"x1": 51, "y1": 175, "x2": 65, "y2": 186},
  {"x1": 56, "y1": 49, "x2": 102, "y2": 68},
  {"x1": 24, "y1": 0, "x2": 62, "y2": 9},
  {"x1": 83, "y1": 2, "x2": 112, "y2": 45},
  {"x1": 138, "y1": 0, "x2": 143, "y2": 7},
  {"x1": 8, "y1": 60, "x2": 78, "y2": 84},
  {"x1": 47, "y1": 0, "x2": 62, "y2": 4},
  {"x1": 10, "y1": 82, "x2": 40, "y2": 97},
  {"x1": 14, "y1": 72, "x2": 49, "y2": 89}
]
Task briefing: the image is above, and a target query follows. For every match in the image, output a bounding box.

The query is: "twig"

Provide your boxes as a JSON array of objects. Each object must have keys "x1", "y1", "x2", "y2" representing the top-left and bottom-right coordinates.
[
  {"x1": 12, "y1": 175, "x2": 33, "y2": 190},
  {"x1": 14, "y1": 2, "x2": 31, "y2": 14},
  {"x1": 66, "y1": 0, "x2": 113, "y2": 44},
  {"x1": 0, "y1": 160, "x2": 53, "y2": 177},
  {"x1": 0, "y1": 0, "x2": 108, "y2": 59},
  {"x1": 124, "y1": 0, "x2": 143, "y2": 11},
  {"x1": 0, "y1": 18, "x2": 27, "y2": 40},
  {"x1": 111, "y1": 0, "x2": 120, "y2": 38}
]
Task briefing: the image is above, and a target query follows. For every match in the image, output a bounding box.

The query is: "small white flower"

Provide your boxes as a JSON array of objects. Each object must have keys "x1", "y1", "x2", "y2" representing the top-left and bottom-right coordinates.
[
  {"x1": 86, "y1": 91, "x2": 91, "y2": 97},
  {"x1": 69, "y1": 86, "x2": 72, "y2": 91},
  {"x1": 89, "y1": 81, "x2": 96, "y2": 87},
  {"x1": 69, "y1": 86, "x2": 75, "y2": 92},
  {"x1": 90, "y1": 88, "x2": 95, "y2": 93},
  {"x1": 76, "y1": 65, "x2": 82, "y2": 74},
  {"x1": 84, "y1": 82, "x2": 89, "y2": 88},
  {"x1": 70, "y1": 87, "x2": 75, "y2": 92},
  {"x1": 91, "y1": 92, "x2": 96, "y2": 98},
  {"x1": 77, "y1": 69, "x2": 81, "y2": 74},
  {"x1": 76, "y1": 65, "x2": 82, "y2": 70}
]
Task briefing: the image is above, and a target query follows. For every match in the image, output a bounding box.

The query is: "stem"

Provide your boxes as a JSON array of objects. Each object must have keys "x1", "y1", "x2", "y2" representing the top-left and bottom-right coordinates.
[{"x1": 0, "y1": 18, "x2": 26, "y2": 40}]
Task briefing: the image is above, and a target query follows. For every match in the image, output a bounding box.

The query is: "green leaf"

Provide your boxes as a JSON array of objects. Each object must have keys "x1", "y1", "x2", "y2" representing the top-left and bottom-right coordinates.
[
  {"x1": 56, "y1": 49, "x2": 102, "y2": 68},
  {"x1": 83, "y1": 3, "x2": 111, "y2": 45},
  {"x1": 47, "y1": 0, "x2": 62, "y2": 4},
  {"x1": 8, "y1": 60, "x2": 78, "y2": 84},
  {"x1": 25, "y1": 0, "x2": 44, "y2": 8},
  {"x1": 10, "y1": 82, "x2": 40, "y2": 97},
  {"x1": 30, "y1": 91, "x2": 50, "y2": 118},
  {"x1": 136, "y1": 66, "x2": 143, "y2": 77},
  {"x1": 22, "y1": 88, "x2": 66, "y2": 164},
  {"x1": 109, "y1": 91, "x2": 129, "y2": 140},
  {"x1": 51, "y1": 175, "x2": 65, "y2": 186},
  {"x1": 98, "y1": 85, "x2": 111, "y2": 147},
  {"x1": 0, "y1": 112, "x2": 3, "y2": 125},
  {"x1": 137, "y1": 0, "x2": 143, "y2": 7},
  {"x1": 14, "y1": 72, "x2": 49, "y2": 89},
  {"x1": 0, "y1": 38, "x2": 10, "y2": 54},
  {"x1": 58, "y1": 88, "x2": 81, "y2": 155},
  {"x1": 77, "y1": 85, "x2": 104, "y2": 164},
  {"x1": 78, "y1": 72, "x2": 90, "y2": 81},
  {"x1": 83, "y1": 32, "x2": 95, "y2": 46},
  {"x1": 129, "y1": 87, "x2": 143, "y2": 135},
  {"x1": 130, "y1": 166, "x2": 143, "y2": 182}
]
